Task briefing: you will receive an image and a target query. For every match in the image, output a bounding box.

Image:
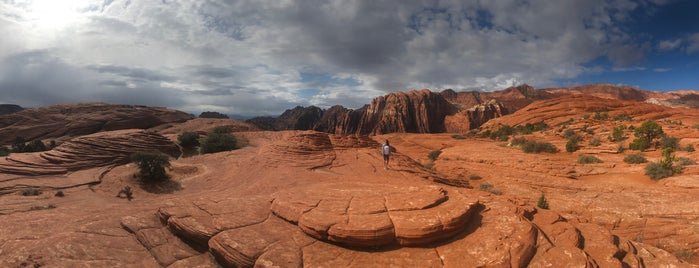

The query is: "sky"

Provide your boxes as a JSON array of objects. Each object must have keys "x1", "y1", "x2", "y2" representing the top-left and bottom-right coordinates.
[{"x1": 1, "y1": 0, "x2": 699, "y2": 117}]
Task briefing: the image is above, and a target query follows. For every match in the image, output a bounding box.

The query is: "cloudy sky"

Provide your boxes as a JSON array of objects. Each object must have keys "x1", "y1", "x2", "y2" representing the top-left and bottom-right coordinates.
[{"x1": 1, "y1": 0, "x2": 698, "y2": 117}]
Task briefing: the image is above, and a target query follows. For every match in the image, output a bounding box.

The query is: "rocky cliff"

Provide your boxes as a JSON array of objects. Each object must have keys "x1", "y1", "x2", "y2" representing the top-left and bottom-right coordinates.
[{"x1": 0, "y1": 103, "x2": 193, "y2": 144}]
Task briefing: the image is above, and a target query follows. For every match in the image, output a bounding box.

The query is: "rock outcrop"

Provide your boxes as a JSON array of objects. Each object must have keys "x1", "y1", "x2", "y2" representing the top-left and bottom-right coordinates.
[
  {"x1": 0, "y1": 129, "x2": 180, "y2": 177},
  {"x1": 445, "y1": 99, "x2": 509, "y2": 132},
  {"x1": 0, "y1": 104, "x2": 23, "y2": 115},
  {"x1": 0, "y1": 103, "x2": 193, "y2": 144}
]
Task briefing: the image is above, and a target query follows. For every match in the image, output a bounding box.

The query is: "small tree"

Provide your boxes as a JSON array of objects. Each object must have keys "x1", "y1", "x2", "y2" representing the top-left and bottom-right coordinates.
[
  {"x1": 178, "y1": 131, "x2": 200, "y2": 148},
  {"x1": 660, "y1": 136, "x2": 679, "y2": 150},
  {"x1": 634, "y1": 120, "x2": 664, "y2": 149},
  {"x1": 131, "y1": 151, "x2": 171, "y2": 182},
  {"x1": 537, "y1": 193, "x2": 549, "y2": 210}
]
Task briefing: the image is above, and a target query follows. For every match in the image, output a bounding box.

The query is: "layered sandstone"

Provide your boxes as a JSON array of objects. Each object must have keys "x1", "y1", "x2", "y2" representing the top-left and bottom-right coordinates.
[{"x1": 0, "y1": 103, "x2": 193, "y2": 144}]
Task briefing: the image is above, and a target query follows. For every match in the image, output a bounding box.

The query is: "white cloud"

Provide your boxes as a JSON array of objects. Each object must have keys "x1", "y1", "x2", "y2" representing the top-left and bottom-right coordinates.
[
  {"x1": 0, "y1": 0, "x2": 673, "y2": 116},
  {"x1": 687, "y1": 33, "x2": 699, "y2": 54},
  {"x1": 657, "y1": 38, "x2": 682, "y2": 51}
]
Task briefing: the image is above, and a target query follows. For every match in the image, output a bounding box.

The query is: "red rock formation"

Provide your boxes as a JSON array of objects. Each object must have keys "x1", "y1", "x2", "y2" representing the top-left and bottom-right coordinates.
[
  {"x1": 339, "y1": 89, "x2": 458, "y2": 135},
  {"x1": 0, "y1": 103, "x2": 193, "y2": 144},
  {"x1": 445, "y1": 99, "x2": 509, "y2": 132}
]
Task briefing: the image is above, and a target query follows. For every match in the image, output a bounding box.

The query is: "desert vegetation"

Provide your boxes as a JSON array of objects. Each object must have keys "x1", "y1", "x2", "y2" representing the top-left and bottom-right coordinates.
[
  {"x1": 199, "y1": 126, "x2": 238, "y2": 154},
  {"x1": 130, "y1": 151, "x2": 171, "y2": 183}
]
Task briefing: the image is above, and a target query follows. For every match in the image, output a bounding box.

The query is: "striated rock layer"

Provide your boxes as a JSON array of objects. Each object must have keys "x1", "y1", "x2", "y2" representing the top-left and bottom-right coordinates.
[{"x1": 0, "y1": 102, "x2": 193, "y2": 144}]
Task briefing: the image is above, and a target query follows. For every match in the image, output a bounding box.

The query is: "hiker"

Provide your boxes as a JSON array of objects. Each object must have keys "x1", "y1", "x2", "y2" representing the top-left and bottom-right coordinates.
[{"x1": 382, "y1": 140, "x2": 391, "y2": 170}]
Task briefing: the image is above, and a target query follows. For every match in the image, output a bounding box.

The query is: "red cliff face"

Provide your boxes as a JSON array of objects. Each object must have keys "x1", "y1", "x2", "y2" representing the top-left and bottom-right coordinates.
[
  {"x1": 445, "y1": 99, "x2": 509, "y2": 132},
  {"x1": 0, "y1": 103, "x2": 193, "y2": 144},
  {"x1": 341, "y1": 89, "x2": 458, "y2": 135}
]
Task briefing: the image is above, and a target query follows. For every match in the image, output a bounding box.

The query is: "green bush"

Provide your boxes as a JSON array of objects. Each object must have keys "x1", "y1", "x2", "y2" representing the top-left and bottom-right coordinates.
[
  {"x1": 593, "y1": 111, "x2": 609, "y2": 120},
  {"x1": 0, "y1": 146, "x2": 9, "y2": 156},
  {"x1": 199, "y1": 131, "x2": 237, "y2": 154},
  {"x1": 23, "y1": 140, "x2": 47, "y2": 152},
  {"x1": 522, "y1": 141, "x2": 558, "y2": 153},
  {"x1": 451, "y1": 134, "x2": 466, "y2": 140},
  {"x1": 684, "y1": 144, "x2": 695, "y2": 152},
  {"x1": 537, "y1": 193, "x2": 549, "y2": 210},
  {"x1": 629, "y1": 138, "x2": 650, "y2": 151},
  {"x1": 660, "y1": 136, "x2": 679, "y2": 150},
  {"x1": 468, "y1": 174, "x2": 482, "y2": 180},
  {"x1": 678, "y1": 157, "x2": 696, "y2": 166},
  {"x1": 611, "y1": 126, "x2": 625, "y2": 142},
  {"x1": 177, "y1": 131, "x2": 200, "y2": 148},
  {"x1": 130, "y1": 151, "x2": 171, "y2": 183},
  {"x1": 578, "y1": 155, "x2": 602, "y2": 164},
  {"x1": 427, "y1": 150, "x2": 442, "y2": 161},
  {"x1": 645, "y1": 149, "x2": 682, "y2": 180},
  {"x1": 614, "y1": 114, "x2": 633, "y2": 121},
  {"x1": 479, "y1": 182, "x2": 493, "y2": 191},
  {"x1": 588, "y1": 137, "x2": 602, "y2": 147},
  {"x1": 624, "y1": 153, "x2": 647, "y2": 164},
  {"x1": 515, "y1": 122, "x2": 549, "y2": 134},
  {"x1": 490, "y1": 125, "x2": 515, "y2": 141},
  {"x1": 566, "y1": 134, "x2": 582, "y2": 153},
  {"x1": 645, "y1": 162, "x2": 675, "y2": 180},
  {"x1": 563, "y1": 129, "x2": 576, "y2": 139},
  {"x1": 22, "y1": 189, "x2": 42, "y2": 196}
]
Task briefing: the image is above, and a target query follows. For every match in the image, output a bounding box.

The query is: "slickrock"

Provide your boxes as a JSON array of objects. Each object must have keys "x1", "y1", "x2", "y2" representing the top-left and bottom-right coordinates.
[
  {"x1": 0, "y1": 102, "x2": 192, "y2": 144},
  {"x1": 0, "y1": 129, "x2": 179, "y2": 177},
  {"x1": 271, "y1": 182, "x2": 480, "y2": 247}
]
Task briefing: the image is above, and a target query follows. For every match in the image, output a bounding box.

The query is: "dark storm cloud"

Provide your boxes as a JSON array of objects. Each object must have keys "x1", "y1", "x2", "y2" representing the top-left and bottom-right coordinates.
[{"x1": 0, "y1": 0, "x2": 684, "y2": 116}]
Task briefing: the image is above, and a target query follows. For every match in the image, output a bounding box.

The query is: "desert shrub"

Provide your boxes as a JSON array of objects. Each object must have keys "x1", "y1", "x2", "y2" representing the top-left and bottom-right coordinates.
[
  {"x1": 478, "y1": 182, "x2": 493, "y2": 191},
  {"x1": 12, "y1": 137, "x2": 26, "y2": 152},
  {"x1": 451, "y1": 134, "x2": 466, "y2": 140},
  {"x1": 624, "y1": 154, "x2": 647, "y2": 164},
  {"x1": 522, "y1": 141, "x2": 558, "y2": 153},
  {"x1": 616, "y1": 142, "x2": 625, "y2": 153},
  {"x1": 593, "y1": 111, "x2": 609, "y2": 120},
  {"x1": 23, "y1": 140, "x2": 47, "y2": 152},
  {"x1": 22, "y1": 189, "x2": 42, "y2": 196},
  {"x1": 629, "y1": 138, "x2": 650, "y2": 151},
  {"x1": 537, "y1": 193, "x2": 549, "y2": 210},
  {"x1": 611, "y1": 125, "x2": 625, "y2": 142},
  {"x1": 510, "y1": 136, "x2": 527, "y2": 146},
  {"x1": 578, "y1": 155, "x2": 602, "y2": 164},
  {"x1": 131, "y1": 151, "x2": 171, "y2": 183},
  {"x1": 693, "y1": 124, "x2": 699, "y2": 130},
  {"x1": 645, "y1": 162, "x2": 675, "y2": 180},
  {"x1": 684, "y1": 144, "x2": 695, "y2": 152},
  {"x1": 674, "y1": 249, "x2": 695, "y2": 262},
  {"x1": 490, "y1": 125, "x2": 515, "y2": 141},
  {"x1": 489, "y1": 188, "x2": 503, "y2": 195},
  {"x1": 614, "y1": 114, "x2": 633, "y2": 121},
  {"x1": 660, "y1": 136, "x2": 679, "y2": 150},
  {"x1": 566, "y1": 134, "x2": 583, "y2": 153},
  {"x1": 199, "y1": 131, "x2": 237, "y2": 154},
  {"x1": 678, "y1": 157, "x2": 696, "y2": 166},
  {"x1": 563, "y1": 129, "x2": 576, "y2": 139},
  {"x1": 588, "y1": 137, "x2": 602, "y2": 146},
  {"x1": 55, "y1": 191, "x2": 65, "y2": 197},
  {"x1": 0, "y1": 146, "x2": 9, "y2": 156},
  {"x1": 468, "y1": 174, "x2": 482, "y2": 180},
  {"x1": 427, "y1": 150, "x2": 442, "y2": 161},
  {"x1": 177, "y1": 131, "x2": 200, "y2": 148},
  {"x1": 581, "y1": 125, "x2": 594, "y2": 135},
  {"x1": 515, "y1": 122, "x2": 549, "y2": 134},
  {"x1": 645, "y1": 149, "x2": 681, "y2": 180}
]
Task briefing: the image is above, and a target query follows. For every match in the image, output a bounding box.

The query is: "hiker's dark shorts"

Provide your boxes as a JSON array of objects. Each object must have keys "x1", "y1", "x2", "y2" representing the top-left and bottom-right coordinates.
[{"x1": 383, "y1": 154, "x2": 390, "y2": 161}]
